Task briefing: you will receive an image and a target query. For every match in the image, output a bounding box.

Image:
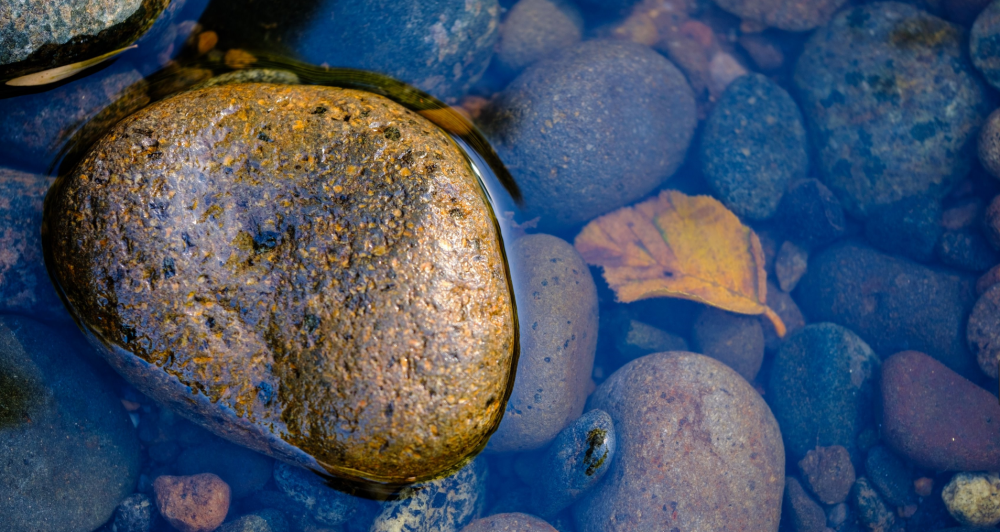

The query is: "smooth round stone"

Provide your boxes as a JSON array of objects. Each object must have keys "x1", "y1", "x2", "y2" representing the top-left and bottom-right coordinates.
[
  {"x1": 768, "y1": 323, "x2": 880, "y2": 465},
  {"x1": 700, "y1": 73, "x2": 808, "y2": 221},
  {"x1": 44, "y1": 83, "x2": 515, "y2": 485},
  {"x1": 692, "y1": 306, "x2": 765, "y2": 382},
  {"x1": 783, "y1": 477, "x2": 826, "y2": 532},
  {"x1": 461, "y1": 513, "x2": 557, "y2": 532},
  {"x1": 573, "y1": 352, "x2": 784, "y2": 532},
  {"x1": 153, "y1": 473, "x2": 231, "y2": 532},
  {"x1": 483, "y1": 39, "x2": 696, "y2": 229},
  {"x1": 0, "y1": 0, "x2": 168, "y2": 80},
  {"x1": 969, "y1": 284, "x2": 1000, "y2": 378},
  {"x1": 714, "y1": 0, "x2": 848, "y2": 31},
  {"x1": 795, "y1": 2, "x2": 990, "y2": 218},
  {"x1": 0, "y1": 316, "x2": 140, "y2": 532},
  {"x1": 865, "y1": 445, "x2": 916, "y2": 508},
  {"x1": 488, "y1": 234, "x2": 597, "y2": 452},
  {"x1": 943, "y1": 472, "x2": 1000, "y2": 526},
  {"x1": 496, "y1": 0, "x2": 583, "y2": 74}
]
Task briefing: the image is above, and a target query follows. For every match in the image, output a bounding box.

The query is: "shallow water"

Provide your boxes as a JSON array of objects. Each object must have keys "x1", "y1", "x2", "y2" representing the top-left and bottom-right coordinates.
[{"x1": 3, "y1": 0, "x2": 1000, "y2": 531}]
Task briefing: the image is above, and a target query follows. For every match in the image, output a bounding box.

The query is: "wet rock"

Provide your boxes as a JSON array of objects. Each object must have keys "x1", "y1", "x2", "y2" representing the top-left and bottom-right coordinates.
[
  {"x1": 0, "y1": 0, "x2": 168, "y2": 80},
  {"x1": 110, "y1": 493, "x2": 155, "y2": 532},
  {"x1": 972, "y1": 0, "x2": 1000, "y2": 91},
  {"x1": 461, "y1": 513, "x2": 558, "y2": 532},
  {"x1": 762, "y1": 282, "x2": 806, "y2": 355},
  {"x1": 218, "y1": 509, "x2": 290, "y2": 532},
  {"x1": 775, "y1": 241, "x2": 809, "y2": 292},
  {"x1": 573, "y1": 352, "x2": 785, "y2": 532},
  {"x1": 291, "y1": 0, "x2": 499, "y2": 101},
  {"x1": 153, "y1": 473, "x2": 231, "y2": 532},
  {"x1": 714, "y1": 0, "x2": 848, "y2": 31},
  {"x1": 936, "y1": 229, "x2": 1000, "y2": 271},
  {"x1": 0, "y1": 168, "x2": 65, "y2": 322},
  {"x1": 612, "y1": 317, "x2": 688, "y2": 364},
  {"x1": 700, "y1": 73, "x2": 808, "y2": 221},
  {"x1": 692, "y1": 306, "x2": 765, "y2": 382},
  {"x1": 176, "y1": 439, "x2": 273, "y2": 500},
  {"x1": 496, "y1": 0, "x2": 583, "y2": 74},
  {"x1": 784, "y1": 476, "x2": 827, "y2": 532},
  {"x1": 864, "y1": 196, "x2": 942, "y2": 263},
  {"x1": 521, "y1": 409, "x2": 616, "y2": 517},
  {"x1": 488, "y1": 234, "x2": 597, "y2": 452},
  {"x1": 795, "y1": 241, "x2": 979, "y2": 379},
  {"x1": 979, "y1": 108, "x2": 1000, "y2": 180},
  {"x1": 0, "y1": 316, "x2": 140, "y2": 532},
  {"x1": 768, "y1": 323, "x2": 880, "y2": 465},
  {"x1": 482, "y1": 39, "x2": 696, "y2": 229},
  {"x1": 0, "y1": 61, "x2": 149, "y2": 172},
  {"x1": 775, "y1": 178, "x2": 847, "y2": 250},
  {"x1": 978, "y1": 263, "x2": 1000, "y2": 294},
  {"x1": 795, "y1": 3, "x2": 990, "y2": 218},
  {"x1": 968, "y1": 283, "x2": 1000, "y2": 378},
  {"x1": 852, "y1": 476, "x2": 896, "y2": 532},
  {"x1": 799, "y1": 445, "x2": 856, "y2": 505},
  {"x1": 193, "y1": 69, "x2": 300, "y2": 90},
  {"x1": 44, "y1": 83, "x2": 515, "y2": 485},
  {"x1": 984, "y1": 195, "x2": 1000, "y2": 249},
  {"x1": 370, "y1": 458, "x2": 487, "y2": 532},
  {"x1": 826, "y1": 502, "x2": 849, "y2": 528},
  {"x1": 272, "y1": 462, "x2": 358, "y2": 526},
  {"x1": 942, "y1": 472, "x2": 1000, "y2": 526},
  {"x1": 865, "y1": 445, "x2": 915, "y2": 508},
  {"x1": 881, "y1": 350, "x2": 1000, "y2": 471}
]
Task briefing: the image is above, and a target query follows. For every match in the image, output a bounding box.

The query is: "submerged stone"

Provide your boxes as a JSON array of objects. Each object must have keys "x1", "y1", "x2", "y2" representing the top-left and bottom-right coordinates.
[{"x1": 44, "y1": 83, "x2": 516, "y2": 486}]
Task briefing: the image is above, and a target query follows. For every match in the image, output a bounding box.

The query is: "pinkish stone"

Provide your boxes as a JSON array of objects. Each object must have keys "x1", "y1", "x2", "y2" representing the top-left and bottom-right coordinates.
[
  {"x1": 153, "y1": 473, "x2": 230, "y2": 532},
  {"x1": 881, "y1": 351, "x2": 1000, "y2": 471}
]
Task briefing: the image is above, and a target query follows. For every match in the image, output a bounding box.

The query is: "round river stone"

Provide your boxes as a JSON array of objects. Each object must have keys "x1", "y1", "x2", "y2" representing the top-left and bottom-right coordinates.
[{"x1": 43, "y1": 83, "x2": 516, "y2": 486}]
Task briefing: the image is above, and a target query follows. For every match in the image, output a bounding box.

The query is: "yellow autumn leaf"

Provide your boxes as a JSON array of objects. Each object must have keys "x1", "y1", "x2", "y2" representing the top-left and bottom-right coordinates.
[{"x1": 574, "y1": 190, "x2": 786, "y2": 337}]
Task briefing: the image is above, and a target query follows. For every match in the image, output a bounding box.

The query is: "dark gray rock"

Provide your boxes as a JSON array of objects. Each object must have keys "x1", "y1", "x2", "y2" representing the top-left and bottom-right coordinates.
[
  {"x1": 488, "y1": 234, "x2": 598, "y2": 452},
  {"x1": 0, "y1": 316, "x2": 140, "y2": 532},
  {"x1": 936, "y1": 229, "x2": 1000, "y2": 271},
  {"x1": 795, "y1": 241, "x2": 979, "y2": 378},
  {"x1": 273, "y1": 462, "x2": 359, "y2": 527},
  {"x1": 972, "y1": 0, "x2": 1000, "y2": 90},
  {"x1": 692, "y1": 306, "x2": 765, "y2": 382},
  {"x1": 525, "y1": 409, "x2": 616, "y2": 517},
  {"x1": 768, "y1": 323, "x2": 880, "y2": 466},
  {"x1": 482, "y1": 39, "x2": 696, "y2": 229},
  {"x1": 784, "y1": 476, "x2": 827, "y2": 532},
  {"x1": 700, "y1": 73, "x2": 808, "y2": 221},
  {"x1": 714, "y1": 0, "x2": 848, "y2": 31},
  {"x1": 496, "y1": 0, "x2": 582, "y2": 74},
  {"x1": 865, "y1": 445, "x2": 915, "y2": 508},
  {"x1": 0, "y1": 0, "x2": 168, "y2": 80},
  {"x1": 795, "y1": 2, "x2": 990, "y2": 218},
  {"x1": 110, "y1": 493, "x2": 155, "y2": 532},
  {"x1": 776, "y1": 178, "x2": 847, "y2": 250},
  {"x1": 852, "y1": 476, "x2": 896, "y2": 531},
  {"x1": 762, "y1": 282, "x2": 806, "y2": 355},
  {"x1": 864, "y1": 196, "x2": 942, "y2": 262},
  {"x1": 175, "y1": 438, "x2": 273, "y2": 499},
  {"x1": 371, "y1": 458, "x2": 487, "y2": 532},
  {"x1": 217, "y1": 509, "x2": 290, "y2": 532},
  {"x1": 291, "y1": 0, "x2": 499, "y2": 101}
]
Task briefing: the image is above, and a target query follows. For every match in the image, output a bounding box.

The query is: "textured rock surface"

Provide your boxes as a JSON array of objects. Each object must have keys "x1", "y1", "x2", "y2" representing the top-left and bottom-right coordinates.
[
  {"x1": 0, "y1": 316, "x2": 140, "y2": 532},
  {"x1": 461, "y1": 513, "x2": 557, "y2": 532},
  {"x1": 881, "y1": 350, "x2": 1000, "y2": 471},
  {"x1": 783, "y1": 477, "x2": 827, "y2": 532},
  {"x1": 942, "y1": 472, "x2": 1000, "y2": 526},
  {"x1": 864, "y1": 195, "x2": 942, "y2": 262},
  {"x1": 968, "y1": 283, "x2": 1000, "y2": 378},
  {"x1": 573, "y1": 352, "x2": 784, "y2": 532},
  {"x1": 798, "y1": 445, "x2": 855, "y2": 505},
  {"x1": 272, "y1": 462, "x2": 357, "y2": 526},
  {"x1": 483, "y1": 39, "x2": 695, "y2": 229},
  {"x1": 795, "y1": 2, "x2": 990, "y2": 217},
  {"x1": 795, "y1": 241, "x2": 978, "y2": 378},
  {"x1": 775, "y1": 178, "x2": 847, "y2": 250},
  {"x1": 44, "y1": 83, "x2": 515, "y2": 484},
  {"x1": 972, "y1": 0, "x2": 1000, "y2": 90},
  {"x1": 0, "y1": 0, "x2": 168, "y2": 80},
  {"x1": 370, "y1": 458, "x2": 486, "y2": 532},
  {"x1": 714, "y1": 0, "x2": 848, "y2": 31},
  {"x1": 979, "y1": 108, "x2": 1000, "y2": 179},
  {"x1": 110, "y1": 493, "x2": 155, "y2": 532},
  {"x1": 153, "y1": 473, "x2": 231, "y2": 532},
  {"x1": 496, "y1": 0, "x2": 582, "y2": 74},
  {"x1": 488, "y1": 234, "x2": 597, "y2": 452},
  {"x1": 853, "y1": 476, "x2": 896, "y2": 532}
]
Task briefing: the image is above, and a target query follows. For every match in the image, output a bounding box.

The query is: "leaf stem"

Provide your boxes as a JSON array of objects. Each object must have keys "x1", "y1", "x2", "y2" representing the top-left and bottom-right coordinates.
[{"x1": 763, "y1": 306, "x2": 786, "y2": 338}]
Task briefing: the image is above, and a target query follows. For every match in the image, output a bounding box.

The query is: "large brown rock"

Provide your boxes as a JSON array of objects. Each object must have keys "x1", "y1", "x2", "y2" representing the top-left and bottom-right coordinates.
[
  {"x1": 881, "y1": 350, "x2": 1000, "y2": 471},
  {"x1": 44, "y1": 83, "x2": 516, "y2": 485},
  {"x1": 573, "y1": 352, "x2": 784, "y2": 532}
]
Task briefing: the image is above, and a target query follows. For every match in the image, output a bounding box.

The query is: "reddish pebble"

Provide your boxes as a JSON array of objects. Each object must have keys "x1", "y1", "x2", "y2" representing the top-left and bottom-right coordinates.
[
  {"x1": 914, "y1": 477, "x2": 934, "y2": 498},
  {"x1": 460, "y1": 513, "x2": 558, "y2": 532},
  {"x1": 680, "y1": 20, "x2": 715, "y2": 48},
  {"x1": 153, "y1": 473, "x2": 230, "y2": 532},
  {"x1": 881, "y1": 351, "x2": 1000, "y2": 471}
]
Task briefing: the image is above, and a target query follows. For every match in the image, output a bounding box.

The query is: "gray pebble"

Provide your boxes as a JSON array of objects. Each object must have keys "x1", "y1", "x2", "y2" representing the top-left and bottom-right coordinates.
[{"x1": 273, "y1": 462, "x2": 359, "y2": 526}]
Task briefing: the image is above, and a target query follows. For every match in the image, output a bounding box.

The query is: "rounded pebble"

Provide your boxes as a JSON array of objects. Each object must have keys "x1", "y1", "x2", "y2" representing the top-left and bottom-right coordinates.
[
  {"x1": 460, "y1": 513, "x2": 557, "y2": 532},
  {"x1": 714, "y1": 0, "x2": 848, "y2": 31},
  {"x1": 942, "y1": 472, "x2": 1000, "y2": 526},
  {"x1": 496, "y1": 0, "x2": 582, "y2": 74},
  {"x1": 972, "y1": 0, "x2": 1000, "y2": 90},
  {"x1": 692, "y1": 306, "x2": 765, "y2": 382},
  {"x1": 798, "y1": 445, "x2": 855, "y2": 505},
  {"x1": 153, "y1": 473, "x2": 231, "y2": 532},
  {"x1": 775, "y1": 178, "x2": 847, "y2": 250},
  {"x1": 967, "y1": 283, "x2": 1000, "y2": 378},
  {"x1": 978, "y1": 108, "x2": 1000, "y2": 179},
  {"x1": 784, "y1": 476, "x2": 827, "y2": 532}
]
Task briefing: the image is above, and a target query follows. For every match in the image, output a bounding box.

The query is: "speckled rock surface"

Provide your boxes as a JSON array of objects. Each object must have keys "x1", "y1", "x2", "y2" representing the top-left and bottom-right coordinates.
[
  {"x1": 153, "y1": 473, "x2": 231, "y2": 532},
  {"x1": 572, "y1": 352, "x2": 784, "y2": 532},
  {"x1": 496, "y1": 0, "x2": 582, "y2": 74},
  {"x1": 0, "y1": 316, "x2": 140, "y2": 532},
  {"x1": 978, "y1": 108, "x2": 1000, "y2": 179},
  {"x1": 488, "y1": 234, "x2": 597, "y2": 452},
  {"x1": 972, "y1": 0, "x2": 1000, "y2": 90},
  {"x1": 714, "y1": 0, "x2": 848, "y2": 31},
  {"x1": 0, "y1": 168, "x2": 64, "y2": 322},
  {"x1": 700, "y1": 73, "x2": 808, "y2": 221},
  {"x1": 942, "y1": 472, "x2": 1000, "y2": 526},
  {"x1": 44, "y1": 83, "x2": 516, "y2": 485},
  {"x1": 272, "y1": 462, "x2": 357, "y2": 526},
  {"x1": 969, "y1": 284, "x2": 1000, "y2": 378},
  {"x1": 371, "y1": 458, "x2": 487, "y2": 532},
  {"x1": 0, "y1": 0, "x2": 168, "y2": 80},
  {"x1": 461, "y1": 513, "x2": 557, "y2": 532},
  {"x1": 483, "y1": 39, "x2": 696, "y2": 229},
  {"x1": 795, "y1": 2, "x2": 990, "y2": 218},
  {"x1": 798, "y1": 445, "x2": 855, "y2": 505}
]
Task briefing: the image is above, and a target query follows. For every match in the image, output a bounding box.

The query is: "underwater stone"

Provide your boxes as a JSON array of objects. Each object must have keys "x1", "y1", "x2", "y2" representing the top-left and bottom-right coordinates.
[
  {"x1": 370, "y1": 458, "x2": 487, "y2": 532},
  {"x1": 272, "y1": 462, "x2": 357, "y2": 526},
  {"x1": 496, "y1": 0, "x2": 583, "y2": 74},
  {"x1": 972, "y1": 0, "x2": 1000, "y2": 91},
  {"x1": 714, "y1": 0, "x2": 848, "y2": 31},
  {"x1": 44, "y1": 83, "x2": 516, "y2": 486},
  {"x1": 461, "y1": 513, "x2": 558, "y2": 532}
]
